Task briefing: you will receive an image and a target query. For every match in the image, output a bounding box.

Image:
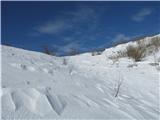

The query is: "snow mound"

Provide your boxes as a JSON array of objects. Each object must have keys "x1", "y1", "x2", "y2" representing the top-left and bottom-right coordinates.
[{"x1": 1, "y1": 34, "x2": 160, "y2": 119}]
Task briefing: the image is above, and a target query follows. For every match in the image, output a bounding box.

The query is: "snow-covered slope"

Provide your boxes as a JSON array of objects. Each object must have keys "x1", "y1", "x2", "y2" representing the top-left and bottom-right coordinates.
[{"x1": 1, "y1": 35, "x2": 160, "y2": 119}]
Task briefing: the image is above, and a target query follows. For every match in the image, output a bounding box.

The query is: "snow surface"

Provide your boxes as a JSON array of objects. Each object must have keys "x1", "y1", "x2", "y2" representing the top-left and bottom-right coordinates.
[{"x1": 1, "y1": 36, "x2": 160, "y2": 119}]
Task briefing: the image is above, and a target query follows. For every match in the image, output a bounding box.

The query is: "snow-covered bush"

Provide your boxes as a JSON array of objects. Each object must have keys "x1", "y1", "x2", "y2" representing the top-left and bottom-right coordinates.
[
  {"x1": 91, "y1": 51, "x2": 102, "y2": 56},
  {"x1": 108, "y1": 50, "x2": 126, "y2": 63},
  {"x1": 150, "y1": 37, "x2": 160, "y2": 50},
  {"x1": 126, "y1": 45, "x2": 145, "y2": 62},
  {"x1": 91, "y1": 48, "x2": 105, "y2": 56},
  {"x1": 137, "y1": 36, "x2": 160, "y2": 54},
  {"x1": 117, "y1": 50, "x2": 127, "y2": 57}
]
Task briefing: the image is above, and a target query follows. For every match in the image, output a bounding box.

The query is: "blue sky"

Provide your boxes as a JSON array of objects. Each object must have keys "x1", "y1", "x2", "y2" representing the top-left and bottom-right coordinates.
[{"x1": 2, "y1": 1, "x2": 160, "y2": 55}]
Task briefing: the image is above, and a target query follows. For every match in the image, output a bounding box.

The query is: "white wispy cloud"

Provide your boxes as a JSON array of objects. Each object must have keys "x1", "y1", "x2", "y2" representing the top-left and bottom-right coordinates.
[
  {"x1": 131, "y1": 8, "x2": 152, "y2": 22},
  {"x1": 112, "y1": 34, "x2": 130, "y2": 42},
  {"x1": 36, "y1": 20, "x2": 71, "y2": 35},
  {"x1": 67, "y1": 6, "x2": 96, "y2": 23},
  {"x1": 34, "y1": 6, "x2": 99, "y2": 35},
  {"x1": 52, "y1": 41, "x2": 82, "y2": 54}
]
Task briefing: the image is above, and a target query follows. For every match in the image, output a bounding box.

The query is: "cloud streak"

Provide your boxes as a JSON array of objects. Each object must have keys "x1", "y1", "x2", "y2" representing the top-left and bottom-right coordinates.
[
  {"x1": 36, "y1": 20, "x2": 71, "y2": 35},
  {"x1": 131, "y1": 8, "x2": 152, "y2": 22},
  {"x1": 51, "y1": 41, "x2": 83, "y2": 55},
  {"x1": 34, "y1": 6, "x2": 100, "y2": 36},
  {"x1": 32, "y1": 5, "x2": 109, "y2": 55},
  {"x1": 112, "y1": 34, "x2": 130, "y2": 42}
]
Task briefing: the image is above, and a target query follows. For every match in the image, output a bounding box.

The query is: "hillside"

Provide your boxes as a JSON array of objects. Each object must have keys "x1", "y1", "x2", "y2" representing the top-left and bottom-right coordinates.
[{"x1": 1, "y1": 34, "x2": 160, "y2": 119}]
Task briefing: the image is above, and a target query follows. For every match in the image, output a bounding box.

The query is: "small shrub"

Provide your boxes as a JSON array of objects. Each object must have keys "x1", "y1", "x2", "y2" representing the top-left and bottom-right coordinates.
[
  {"x1": 26, "y1": 81, "x2": 30, "y2": 85},
  {"x1": 42, "y1": 45, "x2": 55, "y2": 56},
  {"x1": 91, "y1": 48, "x2": 105, "y2": 56},
  {"x1": 116, "y1": 50, "x2": 127, "y2": 57},
  {"x1": 91, "y1": 51, "x2": 102, "y2": 56},
  {"x1": 136, "y1": 39, "x2": 146, "y2": 48},
  {"x1": 21, "y1": 64, "x2": 27, "y2": 70},
  {"x1": 114, "y1": 74, "x2": 124, "y2": 97},
  {"x1": 150, "y1": 37, "x2": 160, "y2": 50},
  {"x1": 62, "y1": 58, "x2": 67, "y2": 65},
  {"x1": 149, "y1": 63, "x2": 159, "y2": 66},
  {"x1": 126, "y1": 45, "x2": 145, "y2": 61},
  {"x1": 108, "y1": 50, "x2": 126, "y2": 63},
  {"x1": 136, "y1": 37, "x2": 160, "y2": 55},
  {"x1": 127, "y1": 63, "x2": 138, "y2": 68}
]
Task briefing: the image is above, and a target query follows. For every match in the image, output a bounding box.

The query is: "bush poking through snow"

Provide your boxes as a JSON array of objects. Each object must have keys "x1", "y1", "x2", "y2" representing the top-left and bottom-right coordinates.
[
  {"x1": 136, "y1": 36, "x2": 160, "y2": 54},
  {"x1": 126, "y1": 45, "x2": 145, "y2": 61},
  {"x1": 117, "y1": 51, "x2": 127, "y2": 58},
  {"x1": 127, "y1": 63, "x2": 138, "y2": 68},
  {"x1": 149, "y1": 63, "x2": 159, "y2": 66},
  {"x1": 114, "y1": 74, "x2": 124, "y2": 97},
  {"x1": 150, "y1": 37, "x2": 160, "y2": 50},
  {"x1": 42, "y1": 45, "x2": 56, "y2": 56},
  {"x1": 91, "y1": 51, "x2": 102, "y2": 56},
  {"x1": 108, "y1": 50, "x2": 126, "y2": 64},
  {"x1": 21, "y1": 64, "x2": 27, "y2": 70},
  {"x1": 91, "y1": 48, "x2": 105, "y2": 56},
  {"x1": 62, "y1": 58, "x2": 67, "y2": 65},
  {"x1": 110, "y1": 36, "x2": 160, "y2": 62},
  {"x1": 26, "y1": 81, "x2": 30, "y2": 85}
]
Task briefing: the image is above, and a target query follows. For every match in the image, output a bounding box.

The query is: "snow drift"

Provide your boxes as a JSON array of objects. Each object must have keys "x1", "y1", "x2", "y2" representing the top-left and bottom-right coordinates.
[{"x1": 1, "y1": 34, "x2": 160, "y2": 119}]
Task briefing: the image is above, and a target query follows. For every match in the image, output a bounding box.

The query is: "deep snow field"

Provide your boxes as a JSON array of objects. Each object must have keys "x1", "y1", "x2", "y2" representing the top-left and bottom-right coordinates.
[{"x1": 1, "y1": 35, "x2": 160, "y2": 119}]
